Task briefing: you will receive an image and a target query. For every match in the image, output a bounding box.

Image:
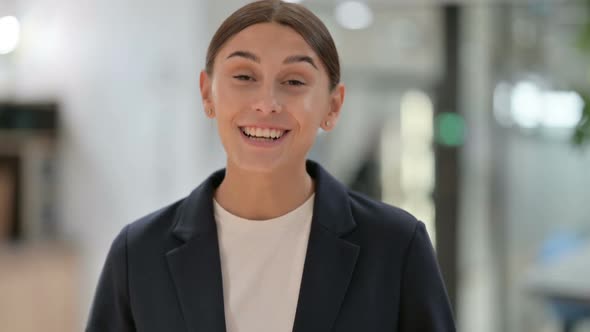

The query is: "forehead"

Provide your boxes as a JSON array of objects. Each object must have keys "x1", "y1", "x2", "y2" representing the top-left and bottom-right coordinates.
[{"x1": 217, "y1": 22, "x2": 318, "y2": 62}]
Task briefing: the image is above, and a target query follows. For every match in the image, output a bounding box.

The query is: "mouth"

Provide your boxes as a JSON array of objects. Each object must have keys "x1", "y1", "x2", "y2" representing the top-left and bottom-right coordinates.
[{"x1": 239, "y1": 126, "x2": 291, "y2": 142}]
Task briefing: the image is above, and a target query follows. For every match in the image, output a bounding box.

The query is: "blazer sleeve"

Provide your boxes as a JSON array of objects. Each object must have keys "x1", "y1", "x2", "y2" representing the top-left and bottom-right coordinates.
[
  {"x1": 397, "y1": 221, "x2": 456, "y2": 332},
  {"x1": 86, "y1": 224, "x2": 136, "y2": 331}
]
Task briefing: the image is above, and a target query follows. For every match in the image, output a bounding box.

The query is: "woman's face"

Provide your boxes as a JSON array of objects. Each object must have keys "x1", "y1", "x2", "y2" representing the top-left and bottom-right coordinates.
[{"x1": 200, "y1": 22, "x2": 345, "y2": 173}]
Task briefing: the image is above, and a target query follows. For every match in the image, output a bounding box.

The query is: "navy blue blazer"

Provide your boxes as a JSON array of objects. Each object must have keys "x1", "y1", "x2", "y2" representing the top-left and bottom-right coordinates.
[{"x1": 87, "y1": 160, "x2": 455, "y2": 332}]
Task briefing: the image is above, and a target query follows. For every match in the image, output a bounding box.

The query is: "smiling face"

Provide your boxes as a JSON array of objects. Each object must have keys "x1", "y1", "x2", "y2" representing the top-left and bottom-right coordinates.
[{"x1": 200, "y1": 22, "x2": 345, "y2": 173}]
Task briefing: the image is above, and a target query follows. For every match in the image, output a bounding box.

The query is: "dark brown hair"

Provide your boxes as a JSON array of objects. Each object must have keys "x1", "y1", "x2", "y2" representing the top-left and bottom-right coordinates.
[{"x1": 205, "y1": 0, "x2": 340, "y2": 90}]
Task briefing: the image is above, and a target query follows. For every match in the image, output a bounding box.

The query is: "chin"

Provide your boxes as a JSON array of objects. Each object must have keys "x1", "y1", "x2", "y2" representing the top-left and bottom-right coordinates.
[{"x1": 229, "y1": 154, "x2": 293, "y2": 174}]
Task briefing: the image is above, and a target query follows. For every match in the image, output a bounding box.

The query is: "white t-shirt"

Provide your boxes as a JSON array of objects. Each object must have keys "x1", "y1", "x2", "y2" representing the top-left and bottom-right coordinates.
[{"x1": 213, "y1": 194, "x2": 315, "y2": 332}]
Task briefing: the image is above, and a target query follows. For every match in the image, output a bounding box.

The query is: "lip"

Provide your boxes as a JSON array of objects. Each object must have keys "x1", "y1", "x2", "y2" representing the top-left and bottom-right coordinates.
[
  {"x1": 238, "y1": 126, "x2": 290, "y2": 148},
  {"x1": 238, "y1": 124, "x2": 290, "y2": 131}
]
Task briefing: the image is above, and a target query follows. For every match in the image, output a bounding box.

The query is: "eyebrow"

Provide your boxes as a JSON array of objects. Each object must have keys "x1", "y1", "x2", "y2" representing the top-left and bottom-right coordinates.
[
  {"x1": 226, "y1": 50, "x2": 318, "y2": 70},
  {"x1": 284, "y1": 55, "x2": 318, "y2": 70},
  {"x1": 226, "y1": 50, "x2": 260, "y2": 63}
]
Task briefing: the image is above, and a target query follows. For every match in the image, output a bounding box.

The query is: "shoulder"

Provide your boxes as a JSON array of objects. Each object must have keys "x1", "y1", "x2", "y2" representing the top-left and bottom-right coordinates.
[
  {"x1": 88, "y1": 198, "x2": 189, "y2": 330},
  {"x1": 347, "y1": 190, "x2": 420, "y2": 232},
  {"x1": 345, "y1": 189, "x2": 423, "y2": 247},
  {"x1": 112, "y1": 198, "x2": 187, "y2": 254},
  {"x1": 111, "y1": 168, "x2": 223, "y2": 252}
]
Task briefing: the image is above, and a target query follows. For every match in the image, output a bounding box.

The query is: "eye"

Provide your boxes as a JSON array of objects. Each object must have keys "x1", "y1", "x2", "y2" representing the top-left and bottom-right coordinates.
[
  {"x1": 284, "y1": 79, "x2": 305, "y2": 86},
  {"x1": 233, "y1": 74, "x2": 255, "y2": 82}
]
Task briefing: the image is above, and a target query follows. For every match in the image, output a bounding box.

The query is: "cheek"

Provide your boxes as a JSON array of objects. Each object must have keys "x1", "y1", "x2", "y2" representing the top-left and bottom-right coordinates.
[
  {"x1": 212, "y1": 79, "x2": 231, "y2": 103},
  {"x1": 212, "y1": 80, "x2": 241, "y2": 120},
  {"x1": 293, "y1": 93, "x2": 329, "y2": 126},
  {"x1": 212, "y1": 75, "x2": 243, "y2": 100}
]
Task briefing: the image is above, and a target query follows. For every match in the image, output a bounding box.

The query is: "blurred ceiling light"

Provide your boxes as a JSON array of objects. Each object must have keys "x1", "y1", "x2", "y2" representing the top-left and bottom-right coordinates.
[
  {"x1": 502, "y1": 80, "x2": 584, "y2": 130},
  {"x1": 335, "y1": 1, "x2": 373, "y2": 30},
  {"x1": 511, "y1": 81, "x2": 542, "y2": 129},
  {"x1": 540, "y1": 91, "x2": 583, "y2": 129},
  {"x1": 0, "y1": 16, "x2": 20, "y2": 55},
  {"x1": 283, "y1": 0, "x2": 304, "y2": 3}
]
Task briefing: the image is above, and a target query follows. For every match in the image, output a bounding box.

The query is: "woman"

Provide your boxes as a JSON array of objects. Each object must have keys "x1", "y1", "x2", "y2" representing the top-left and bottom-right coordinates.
[{"x1": 87, "y1": 1, "x2": 455, "y2": 331}]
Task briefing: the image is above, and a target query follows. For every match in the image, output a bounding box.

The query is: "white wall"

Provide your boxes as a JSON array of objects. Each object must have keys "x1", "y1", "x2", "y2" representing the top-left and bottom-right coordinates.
[{"x1": 1, "y1": 0, "x2": 225, "y2": 327}]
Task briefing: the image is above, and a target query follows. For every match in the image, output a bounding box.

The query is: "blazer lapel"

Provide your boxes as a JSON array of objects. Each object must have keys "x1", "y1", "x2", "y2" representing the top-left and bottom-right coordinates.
[
  {"x1": 292, "y1": 161, "x2": 360, "y2": 332},
  {"x1": 164, "y1": 161, "x2": 359, "y2": 332},
  {"x1": 166, "y1": 170, "x2": 227, "y2": 332}
]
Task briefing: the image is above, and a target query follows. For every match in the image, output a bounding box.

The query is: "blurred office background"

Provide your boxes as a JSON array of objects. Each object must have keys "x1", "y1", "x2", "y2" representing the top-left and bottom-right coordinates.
[{"x1": 1, "y1": 0, "x2": 589, "y2": 331}]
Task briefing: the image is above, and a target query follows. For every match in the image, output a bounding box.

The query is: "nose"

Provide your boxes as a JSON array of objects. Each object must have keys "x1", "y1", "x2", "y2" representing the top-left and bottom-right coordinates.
[{"x1": 251, "y1": 84, "x2": 282, "y2": 114}]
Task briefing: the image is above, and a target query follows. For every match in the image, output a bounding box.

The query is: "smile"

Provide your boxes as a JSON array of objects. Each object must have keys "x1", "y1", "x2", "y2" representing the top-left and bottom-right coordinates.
[{"x1": 239, "y1": 126, "x2": 289, "y2": 141}]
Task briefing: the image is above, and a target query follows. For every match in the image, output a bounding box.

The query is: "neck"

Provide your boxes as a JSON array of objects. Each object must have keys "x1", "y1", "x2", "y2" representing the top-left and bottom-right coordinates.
[{"x1": 214, "y1": 159, "x2": 314, "y2": 220}]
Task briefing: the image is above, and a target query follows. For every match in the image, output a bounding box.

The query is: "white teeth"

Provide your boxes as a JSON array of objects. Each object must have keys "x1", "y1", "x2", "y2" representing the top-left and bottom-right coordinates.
[{"x1": 241, "y1": 126, "x2": 285, "y2": 139}]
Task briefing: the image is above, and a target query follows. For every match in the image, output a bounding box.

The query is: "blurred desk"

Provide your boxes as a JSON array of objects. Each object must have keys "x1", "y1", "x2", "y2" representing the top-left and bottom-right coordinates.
[
  {"x1": 542, "y1": 292, "x2": 590, "y2": 332},
  {"x1": 526, "y1": 242, "x2": 590, "y2": 332},
  {"x1": 0, "y1": 244, "x2": 79, "y2": 332}
]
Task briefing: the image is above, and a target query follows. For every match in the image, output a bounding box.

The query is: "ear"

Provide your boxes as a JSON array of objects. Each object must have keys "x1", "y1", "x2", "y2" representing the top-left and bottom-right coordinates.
[
  {"x1": 200, "y1": 70, "x2": 215, "y2": 118},
  {"x1": 321, "y1": 83, "x2": 346, "y2": 131}
]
